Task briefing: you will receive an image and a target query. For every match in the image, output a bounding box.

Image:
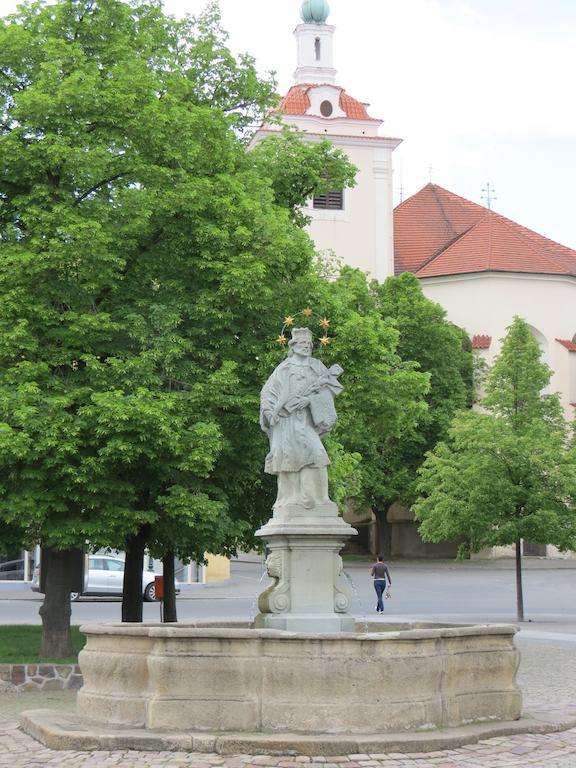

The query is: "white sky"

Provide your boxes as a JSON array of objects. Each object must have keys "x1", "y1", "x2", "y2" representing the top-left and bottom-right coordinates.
[{"x1": 2, "y1": 0, "x2": 575, "y2": 248}]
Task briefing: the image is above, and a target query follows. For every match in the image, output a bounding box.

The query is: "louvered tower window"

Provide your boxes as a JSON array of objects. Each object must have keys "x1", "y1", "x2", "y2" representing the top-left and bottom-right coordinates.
[{"x1": 313, "y1": 190, "x2": 344, "y2": 210}]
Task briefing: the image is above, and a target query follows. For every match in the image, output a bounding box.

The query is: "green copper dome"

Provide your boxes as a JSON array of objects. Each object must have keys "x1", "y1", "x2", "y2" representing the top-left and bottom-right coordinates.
[{"x1": 300, "y1": 0, "x2": 330, "y2": 24}]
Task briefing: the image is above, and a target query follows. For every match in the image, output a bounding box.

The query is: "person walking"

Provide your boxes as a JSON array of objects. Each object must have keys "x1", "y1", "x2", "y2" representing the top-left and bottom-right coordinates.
[{"x1": 371, "y1": 555, "x2": 391, "y2": 613}]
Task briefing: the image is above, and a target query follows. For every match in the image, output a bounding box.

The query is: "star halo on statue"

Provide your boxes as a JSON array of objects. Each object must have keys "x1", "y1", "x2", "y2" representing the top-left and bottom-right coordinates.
[{"x1": 276, "y1": 308, "x2": 331, "y2": 348}]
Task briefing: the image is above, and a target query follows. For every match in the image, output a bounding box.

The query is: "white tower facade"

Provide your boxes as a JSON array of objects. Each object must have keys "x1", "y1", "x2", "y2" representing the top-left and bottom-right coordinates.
[
  {"x1": 293, "y1": 22, "x2": 337, "y2": 85},
  {"x1": 252, "y1": 2, "x2": 401, "y2": 282}
]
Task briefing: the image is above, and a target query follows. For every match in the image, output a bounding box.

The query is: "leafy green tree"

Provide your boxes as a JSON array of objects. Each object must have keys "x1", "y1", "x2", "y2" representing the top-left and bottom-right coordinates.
[
  {"x1": 377, "y1": 273, "x2": 473, "y2": 440},
  {"x1": 334, "y1": 271, "x2": 473, "y2": 554},
  {"x1": 414, "y1": 317, "x2": 576, "y2": 620},
  {"x1": 0, "y1": 0, "x2": 356, "y2": 653},
  {"x1": 289, "y1": 267, "x2": 432, "y2": 537},
  {"x1": 283, "y1": 268, "x2": 474, "y2": 558},
  {"x1": 250, "y1": 127, "x2": 357, "y2": 227}
]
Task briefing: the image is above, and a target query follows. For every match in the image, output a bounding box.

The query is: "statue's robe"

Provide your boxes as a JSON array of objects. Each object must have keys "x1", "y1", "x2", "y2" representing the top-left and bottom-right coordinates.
[{"x1": 260, "y1": 355, "x2": 342, "y2": 475}]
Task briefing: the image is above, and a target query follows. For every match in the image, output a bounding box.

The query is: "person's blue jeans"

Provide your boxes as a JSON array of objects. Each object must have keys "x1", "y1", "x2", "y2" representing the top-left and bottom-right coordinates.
[{"x1": 374, "y1": 579, "x2": 386, "y2": 612}]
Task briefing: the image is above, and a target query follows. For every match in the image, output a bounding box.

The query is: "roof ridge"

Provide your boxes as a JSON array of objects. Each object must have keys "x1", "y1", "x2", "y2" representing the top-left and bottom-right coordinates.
[
  {"x1": 489, "y1": 207, "x2": 576, "y2": 259},
  {"x1": 393, "y1": 182, "x2": 435, "y2": 213},
  {"x1": 487, "y1": 213, "x2": 573, "y2": 273},
  {"x1": 431, "y1": 184, "x2": 463, "y2": 241},
  {"x1": 411, "y1": 186, "x2": 486, "y2": 272},
  {"x1": 414, "y1": 224, "x2": 478, "y2": 274},
  {"x1": 429, "y1": 184, "x2": 488, "y2": 213},
  {"x1": 394, "y1": 182, "x2": 487, "y2": 216},
  {"x1": 417, "y1": 212, "x2": 573, "y2": 278}
]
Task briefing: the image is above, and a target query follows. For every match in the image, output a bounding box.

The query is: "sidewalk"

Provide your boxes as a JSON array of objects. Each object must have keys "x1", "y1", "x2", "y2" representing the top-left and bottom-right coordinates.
[{"x1": 1, "y1": 639, "x2": 576, "y2": 767}]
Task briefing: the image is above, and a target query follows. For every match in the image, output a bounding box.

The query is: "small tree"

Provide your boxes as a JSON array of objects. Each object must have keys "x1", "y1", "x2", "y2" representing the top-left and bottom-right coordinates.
[{"x1": 414, "y1": 317, "x2": 576, "y2": 621}]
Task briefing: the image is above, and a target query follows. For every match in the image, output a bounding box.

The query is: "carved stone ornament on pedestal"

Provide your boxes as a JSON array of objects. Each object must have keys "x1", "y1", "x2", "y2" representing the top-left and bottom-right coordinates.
[
  {"x1": 257, "y1": 551, "x2": 291, "y2": 615},
  {"x1": 255, "y1": 326, "x2": 356, "y2": 632}
]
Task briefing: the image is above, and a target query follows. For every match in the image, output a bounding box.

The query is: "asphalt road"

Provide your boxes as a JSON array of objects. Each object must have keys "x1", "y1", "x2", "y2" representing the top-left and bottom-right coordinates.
[{"x1": 1, "y1": 557, "x2": 575, "y2": 639}]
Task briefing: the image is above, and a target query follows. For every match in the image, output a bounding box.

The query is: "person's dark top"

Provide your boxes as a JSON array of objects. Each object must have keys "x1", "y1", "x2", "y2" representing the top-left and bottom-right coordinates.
[{"x1": 371, "y1": 562, "x2": 391, "y2": 583}]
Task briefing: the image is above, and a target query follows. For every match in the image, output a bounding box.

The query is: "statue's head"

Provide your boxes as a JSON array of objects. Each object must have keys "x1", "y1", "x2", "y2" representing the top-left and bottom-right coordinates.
[{"x1": 288, "y1": 327, "x2": 313, "y2": 357}]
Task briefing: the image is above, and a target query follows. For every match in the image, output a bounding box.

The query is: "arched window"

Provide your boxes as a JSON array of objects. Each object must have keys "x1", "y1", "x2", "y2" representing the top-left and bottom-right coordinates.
[
  {"x1": 314, "y1": 37, "x2": 321, "y2": 60},
  {"x1": 527, "y1": 324, "x2": 548, "y2": 363},
  {"x1": 527, "y1": 323, "x2": 550, "y2": 394}
]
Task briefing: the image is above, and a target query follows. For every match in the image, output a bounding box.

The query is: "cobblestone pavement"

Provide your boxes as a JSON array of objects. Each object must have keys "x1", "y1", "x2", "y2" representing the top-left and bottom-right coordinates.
[{"x1": 0, "y1": 642, "x2": 575, "y2": 767}]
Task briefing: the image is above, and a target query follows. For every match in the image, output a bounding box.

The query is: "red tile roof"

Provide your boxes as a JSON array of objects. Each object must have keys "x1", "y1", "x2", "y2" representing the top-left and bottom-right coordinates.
[
  {"x1": 279, "y1": 85, "x2": 311, "y2": 115},
  {"x1": 556, "y1": 339, "x2": 576, "y2": 352},
  {"x1": 472, "y1": 335, "x2": 492, "y2": 350},
  {"x1": 339, "y1": 91, "x2": 371, "y2": 120},
  {"x1": 394, "y1": 184, "x2": 576, "y2": 278},
  {"x1": 278, "y1": 84, "x2": 374, "y2": 121}
]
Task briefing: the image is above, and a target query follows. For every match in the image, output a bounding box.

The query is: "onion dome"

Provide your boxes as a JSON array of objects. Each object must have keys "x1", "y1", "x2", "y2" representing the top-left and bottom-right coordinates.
[{"x1": 300, "y1": 0, "x2": 330, "y2": 24}]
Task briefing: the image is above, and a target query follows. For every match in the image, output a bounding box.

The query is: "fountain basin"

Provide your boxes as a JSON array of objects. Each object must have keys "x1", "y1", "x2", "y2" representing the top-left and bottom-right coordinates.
[{"x1": 76, "y1": 620, "x2": 521, "y2": 735}]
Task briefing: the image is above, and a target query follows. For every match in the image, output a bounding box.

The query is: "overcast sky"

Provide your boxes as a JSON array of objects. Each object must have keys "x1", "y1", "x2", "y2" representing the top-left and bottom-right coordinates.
[{"x1": 2, "y1": 0, "x2": 575, "y2": 248}]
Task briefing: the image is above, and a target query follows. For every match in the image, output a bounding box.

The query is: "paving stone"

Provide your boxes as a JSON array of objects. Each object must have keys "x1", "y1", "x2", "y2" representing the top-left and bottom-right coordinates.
[{"x1": 3, "y1": 649, "x2": 576, "y2": 768}]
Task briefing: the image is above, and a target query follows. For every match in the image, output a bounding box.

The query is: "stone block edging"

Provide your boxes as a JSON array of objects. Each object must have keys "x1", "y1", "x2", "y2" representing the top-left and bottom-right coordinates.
[
  {"x1": 19, "y1": 707, "x2": 576, "y2": 756},
  {"x1": 0, "y1": 663, "x2": 82, "y2": 692}
]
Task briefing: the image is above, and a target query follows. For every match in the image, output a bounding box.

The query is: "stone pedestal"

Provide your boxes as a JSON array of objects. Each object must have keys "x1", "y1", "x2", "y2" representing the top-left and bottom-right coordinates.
[{"x1": 254, "y1": 500, "x2": 357, "y2": 632}]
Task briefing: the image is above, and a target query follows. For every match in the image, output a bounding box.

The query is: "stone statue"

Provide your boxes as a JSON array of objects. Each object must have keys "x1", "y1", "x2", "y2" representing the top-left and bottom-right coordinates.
[
  {"x1": 256, "y1": 326, "x2": 356, "y2": 631},
  {"x1": 260, "y1": 327, "x2": 343, "y2": 510}
]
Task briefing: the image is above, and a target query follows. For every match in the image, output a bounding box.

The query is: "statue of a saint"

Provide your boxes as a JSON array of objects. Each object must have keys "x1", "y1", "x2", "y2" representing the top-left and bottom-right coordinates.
[{"x1": 260, "y1": 327, "x2": 343, "y2": 510}]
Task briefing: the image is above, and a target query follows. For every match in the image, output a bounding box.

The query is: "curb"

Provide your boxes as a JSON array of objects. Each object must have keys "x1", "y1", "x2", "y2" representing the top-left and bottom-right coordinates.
[{"x1": 19, "y1": 707, "x2": 576, "y2": 756}]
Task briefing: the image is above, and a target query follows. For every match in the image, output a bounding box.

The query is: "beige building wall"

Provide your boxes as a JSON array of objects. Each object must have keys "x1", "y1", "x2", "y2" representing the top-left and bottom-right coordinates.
[
  {"x1": 420, "y1": 272, "x2": 576, "y2": 421},
  {"x1": 422, "y1": 271, "x2": 576, "y2": 559},
  {"x1": 202, "y1": 554, "x2": 231, "y2": 583},
  {"x1": 302, "y1": 136, "x2": 396, "y2": 281}
]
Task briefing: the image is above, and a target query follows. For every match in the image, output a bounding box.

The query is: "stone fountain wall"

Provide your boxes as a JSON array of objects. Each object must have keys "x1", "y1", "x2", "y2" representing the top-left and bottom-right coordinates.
[{"x1": 77, "y1": 620, "x2": 521, "y2": 735}]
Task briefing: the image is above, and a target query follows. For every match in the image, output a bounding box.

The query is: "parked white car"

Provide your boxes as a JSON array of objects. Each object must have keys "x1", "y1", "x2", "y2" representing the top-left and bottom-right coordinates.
[{"x1": 31, "y1": 555, "x2": 179, "y2": 601}]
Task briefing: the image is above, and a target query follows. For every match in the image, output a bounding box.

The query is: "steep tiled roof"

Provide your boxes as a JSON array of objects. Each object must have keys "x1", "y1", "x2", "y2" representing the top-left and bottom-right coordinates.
[
  {"x1": 472, "y1": 335, "x2": 492, "y2": 350},
  {"x1": 556, "y1": 339, "x2": 576, "y2": 352},
  {"x1": 338, "y1": 91, "x2": 371, "y2": 120},
  {"x1": 394, "y1": 184, "x2": 576, "y2": 278},
  {"x1": 279, "y1": 85, "x2": 311, "y2": 115},
  {"x1": 279, "y1": 84, "x2": 374, "y2": 120}
]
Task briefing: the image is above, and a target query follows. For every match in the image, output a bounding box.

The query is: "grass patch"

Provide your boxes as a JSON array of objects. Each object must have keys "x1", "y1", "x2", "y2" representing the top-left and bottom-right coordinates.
[
  {"x1": 0, "y1": 625, "x2": 86, "y2": 664},
  {"x1": 342, "y1": 553, "x2": 372, "y2": 563}
]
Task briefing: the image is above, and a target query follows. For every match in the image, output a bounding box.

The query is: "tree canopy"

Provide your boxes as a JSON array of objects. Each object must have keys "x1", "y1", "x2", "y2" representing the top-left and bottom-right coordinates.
[
  {"x1": 0, "y1": 0, "x2": 357, "y2": 646},
  {"x1": 372, "y1": 272, "x2": 473, "y2": 505},
  {"x1": 284, "y1": 267, "x2": 474, "y2": 555}
]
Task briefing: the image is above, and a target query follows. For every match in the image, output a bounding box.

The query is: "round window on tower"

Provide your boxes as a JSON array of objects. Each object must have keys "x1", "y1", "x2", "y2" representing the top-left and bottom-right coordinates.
[{"x1": 320, "y1": 100, "x2": 333, "y2": 117}]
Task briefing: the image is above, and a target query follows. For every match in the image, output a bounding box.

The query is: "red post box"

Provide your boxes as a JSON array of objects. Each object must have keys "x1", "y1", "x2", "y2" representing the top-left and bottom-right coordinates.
[{"x1": 154, "y1": 575, "x2": 164, "y2": 601}]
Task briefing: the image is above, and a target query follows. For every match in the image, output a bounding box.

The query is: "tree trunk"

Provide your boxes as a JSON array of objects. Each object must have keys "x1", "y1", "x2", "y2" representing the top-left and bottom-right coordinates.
[
  {"x1": 162, "y1": 552, "x2": 177, "y2": 623},
  {"x1": 122, "y1": 525, "x2": 149, "y2": 622},
  {"x1": 39, "y1": 549, "x2": 73, "y2": 658},
  {"x1": 515, "y1": 539, "x2": 525, "y2": 622}
]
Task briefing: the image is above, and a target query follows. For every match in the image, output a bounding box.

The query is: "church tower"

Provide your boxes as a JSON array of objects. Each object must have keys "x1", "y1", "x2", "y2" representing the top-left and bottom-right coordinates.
[{"x1": 253, "y1": 1, "x2": 401, "y2": 281}]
